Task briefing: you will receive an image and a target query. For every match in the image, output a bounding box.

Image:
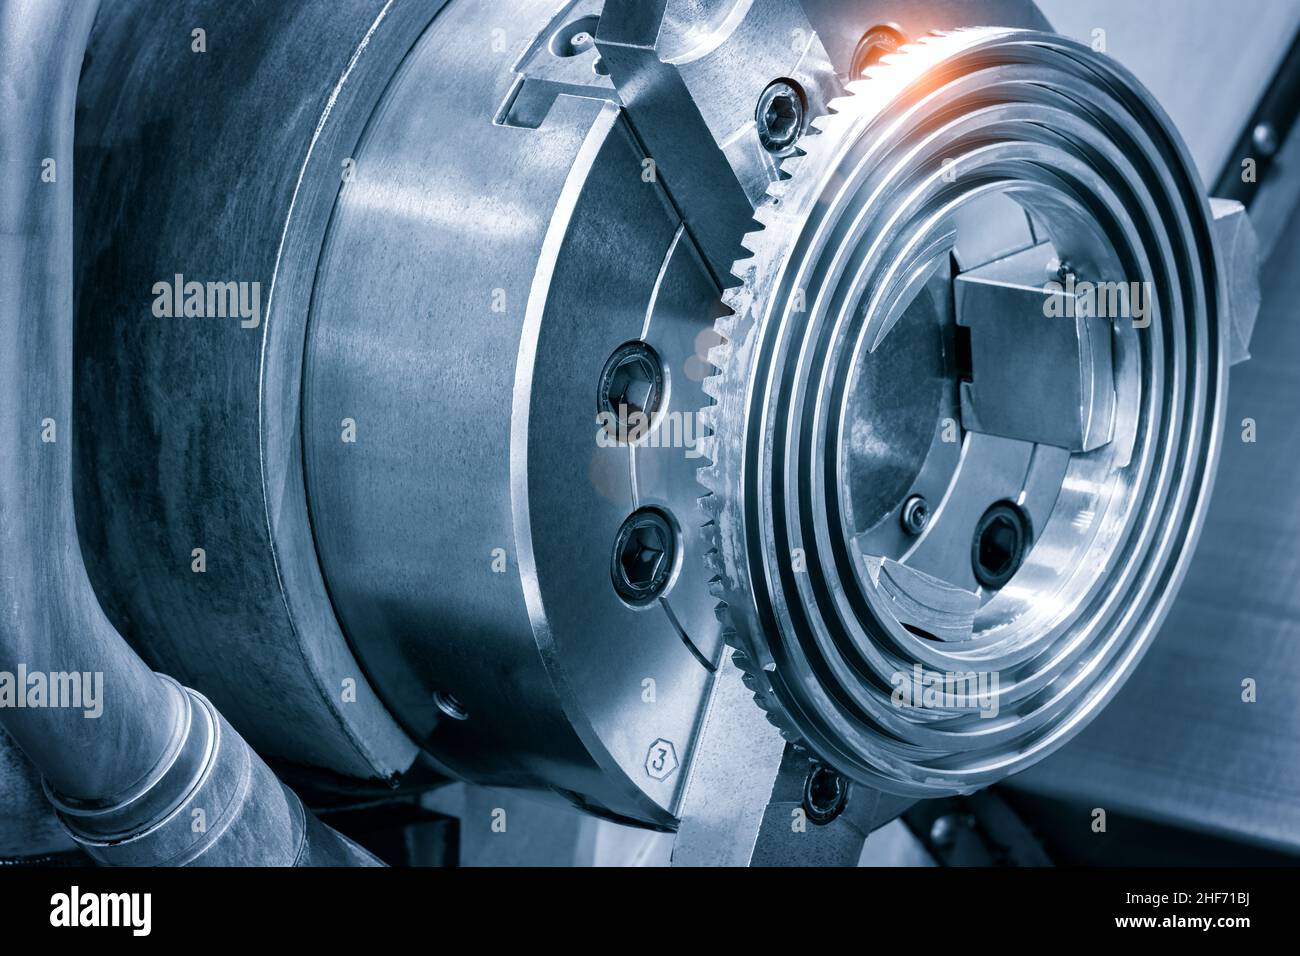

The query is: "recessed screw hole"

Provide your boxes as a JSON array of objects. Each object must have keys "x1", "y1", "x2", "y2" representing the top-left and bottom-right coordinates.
[
  {"x1": 901, "y1": 494, "x2": 930, "y2": 535},
  {"x1": 756, "y1": 80, "x2": 806, "y2": 154},
  {"x1": 550, "y1": 15, "x2": 600, "y2": 58},
  {"x1": 802, "y1": 764, "x2": 849, "y2": 825},
  {"x1": 433, "y1": 690, "x2": 469, "y2": 721},
  {"x1": 598, "y1": 341, "x2": 664, "y2": 441},
  {"x1": 611, "y1": 508, "x2": 677, "y2": 606},
  {"x1": 972, "y1": 501, "x2": 1031, "y2": 590}
]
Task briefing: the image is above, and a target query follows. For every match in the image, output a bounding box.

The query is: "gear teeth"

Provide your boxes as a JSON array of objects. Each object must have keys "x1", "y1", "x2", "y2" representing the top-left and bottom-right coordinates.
[
  {"x1": 695, "y1": 28, "x2": 1009, "y2": 751},
  {"x1": 777, "y1": 152, "x2": 805, "y2": 174},
  {"x1": 697, "y1": 470, "x2": 721, "y2": 499},
  {"x1": 702, "y1": 343, "x2": 733, "y2": 374},
  {"x1": 695, "y1": 405, "x2": 718, "y2": 468},
  {"x1": 700, "y1": 374, "x2": 726, "y2": 406},
  {"x1": 719, "y1": 605, "x2": 801, "y2": 743},
  {"x1": 816, "y1": 97, "x2": 855, "y2": 124},
  {"x1": 734, "y1": 214, "x2": 768, "y2": 257}
]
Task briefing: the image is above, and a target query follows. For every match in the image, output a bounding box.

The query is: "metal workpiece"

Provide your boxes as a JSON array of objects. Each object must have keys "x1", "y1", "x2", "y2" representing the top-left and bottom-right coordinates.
[
  {"x1": 701, "y1": 27, "x2": 1247, "y2": 797},
  {"x1": 49, "y1": 677, "x2": 380, "y2": 867}
]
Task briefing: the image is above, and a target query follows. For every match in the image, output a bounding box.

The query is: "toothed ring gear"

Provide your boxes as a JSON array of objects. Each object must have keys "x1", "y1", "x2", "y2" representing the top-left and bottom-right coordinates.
[{"x1": 701, "y1": 29, "x2": 1231, "y2": 796}]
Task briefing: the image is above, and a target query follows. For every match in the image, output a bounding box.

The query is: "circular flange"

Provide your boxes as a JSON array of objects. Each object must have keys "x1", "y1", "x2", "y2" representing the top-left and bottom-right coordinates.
[{"x1": 702, "y1": 29, "x2": 1229, "y2": 797}]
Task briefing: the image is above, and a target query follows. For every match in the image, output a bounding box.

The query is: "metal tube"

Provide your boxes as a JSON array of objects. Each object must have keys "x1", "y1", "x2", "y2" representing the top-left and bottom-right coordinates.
[
  {"x1": 0, "y1": 0, "x2": 180, "y2": 803},
  {"x1": 0, "y1": 0, "x2": 377, "y2": 866}
]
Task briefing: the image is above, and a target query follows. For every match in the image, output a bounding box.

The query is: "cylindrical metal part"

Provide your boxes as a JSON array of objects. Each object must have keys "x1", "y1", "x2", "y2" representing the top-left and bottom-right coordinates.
[
  {"x1": 0, "y1": 0, "x2": 181, "y2": 801},
  {"x1": 72, "y1": 0, "x2": 425, "y2": 784},
  {"x1": 0, "y1": 0, "x2": 382, "y2": 867},
  {"x1": 49, "y1": 678, "x2": 380, "y2": 866}
]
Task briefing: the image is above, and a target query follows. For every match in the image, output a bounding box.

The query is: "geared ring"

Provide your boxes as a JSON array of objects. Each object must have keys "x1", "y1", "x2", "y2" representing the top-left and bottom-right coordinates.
[{"x1": 699, "y1": 29, "x2": 1229, "y2": 796}]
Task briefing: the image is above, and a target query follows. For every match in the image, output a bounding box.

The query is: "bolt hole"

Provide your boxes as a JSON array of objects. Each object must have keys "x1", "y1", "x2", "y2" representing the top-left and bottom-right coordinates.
[
  {"x1": 433, "y1": 690, "x2": 469, "y2": 721},
  {"x1": 901, "y1": 494, "x2": 930, "y2": 535},
  {"x1": 972, "y1": 501, "x2": 1032, "y2": 590},
  {"x1": 756, "y1": 80, "x2": 806, "y2": 155},
  {"x1": 598, "y1": 341, "x2": 665, "y2": 442},
  {"x1": 802, "y1": 764, "x2": 849, "y2": 825},
  {"x1": 611, "y1": 508, "x2": 678, "y2": 607}
]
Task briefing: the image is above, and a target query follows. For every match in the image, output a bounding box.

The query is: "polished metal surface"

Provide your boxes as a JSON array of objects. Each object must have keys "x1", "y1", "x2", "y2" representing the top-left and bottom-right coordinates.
[
  {"x1": 701, "y1": 28, "x2": 1242, "y2": 796},
  {"x1": 300, "y1": 0, "x2": 723, "y2": 825}
]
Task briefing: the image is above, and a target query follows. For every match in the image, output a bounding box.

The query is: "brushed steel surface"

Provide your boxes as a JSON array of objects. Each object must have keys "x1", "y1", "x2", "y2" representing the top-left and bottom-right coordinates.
[{"x1": 72, "y1": 0, "x2": 427, "y2": 780}]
